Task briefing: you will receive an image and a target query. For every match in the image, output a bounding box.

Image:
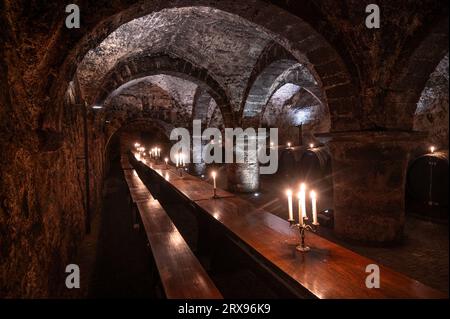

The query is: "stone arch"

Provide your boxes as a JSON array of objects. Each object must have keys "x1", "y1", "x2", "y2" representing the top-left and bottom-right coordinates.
[
  {"x1": 191, "y1": 88, "x2": 214, "y2": 126},
  {"x1": 413, "y1": 54, "x2": 449, "y2": 150},
  {"x1": 383, "y1": 16, "x2": 449, "y2": 130},
  {"x1": 50, "y1": 1, "x2": 360, "y2": 132},
  {"x1": 93, "y1": 51, "x2": 233, "y2": 127},
  {"x1": 242, "y1": 58, "x2": 326, "y2": 127},
  {"x1": 103, "y1": 77, "x2": 192, "y2": 127}
]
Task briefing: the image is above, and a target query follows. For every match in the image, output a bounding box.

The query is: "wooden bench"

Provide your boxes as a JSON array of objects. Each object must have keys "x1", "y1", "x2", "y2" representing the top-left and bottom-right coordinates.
[
  {"x1": 137, "y1": 199, "x2": 223, "y2": 299},
  {"x1": 123, "y1": 156, "x2": 222, "y2": 299},
  {"x1": 122, "y1": 169, "x2": 152, "y2": 228}
]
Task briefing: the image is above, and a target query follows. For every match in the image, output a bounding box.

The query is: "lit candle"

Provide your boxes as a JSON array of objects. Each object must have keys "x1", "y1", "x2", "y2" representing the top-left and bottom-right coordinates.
[
  {"x1": 287, "y1": 142, "x2": 291, "y2": 149},
  {"x1": 309, "y1": 143, "x2": 314, "y2": 149},
  {"x1": 311, "y1": 191, "x2": 319, "y2": 226},
  {"x1": 430, "y1": 146, "x2": 435, "y2": 154},
  {"x1": 175, "y1": 154, "x2": 179, "y2": 167},
  {"x1": 212, "y1": 171, "x2": 217, "y2": 189},
  {"x1": 165, "y1": 157, "x2": 168, "y2": 167},
  {"x1": 286, "y1": 189, "x2": 294, "y2": 221},
  {"x1": 270, "y1": 142, "x2": 274, "y2": 149},
  {"x1": 300, "y1": 183, "x2": 307, "y2": 220},
  {"x1": 297, "y1": 191, "x2": 304, "y2": 226}
]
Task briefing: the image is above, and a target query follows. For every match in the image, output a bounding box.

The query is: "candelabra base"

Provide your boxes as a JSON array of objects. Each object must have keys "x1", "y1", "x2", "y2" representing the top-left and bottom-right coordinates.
[
  {"x1": 289, "y1": 221, "x2": 317, "y2": 253},
  {"x1": 296, "y1": 245, "x2": 310, "y2": 252}
]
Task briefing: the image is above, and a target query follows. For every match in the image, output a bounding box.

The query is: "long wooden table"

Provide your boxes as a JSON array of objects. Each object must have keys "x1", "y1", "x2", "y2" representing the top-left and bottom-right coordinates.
[{"x1": 136, "y1": 156, "x2": 447, "y2": 299}]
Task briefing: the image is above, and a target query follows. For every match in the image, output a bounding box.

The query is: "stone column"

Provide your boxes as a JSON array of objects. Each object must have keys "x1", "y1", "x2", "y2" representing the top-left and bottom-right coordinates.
[
  {"x1": 326, "y1": 131, "x2": 425, "y2": 244},
  {"x1": 191, "y1": 138, "x2": 207, "y2": 176},
  {"x1": 226, "y1": 135, "x2": 260, "y2": 193}
]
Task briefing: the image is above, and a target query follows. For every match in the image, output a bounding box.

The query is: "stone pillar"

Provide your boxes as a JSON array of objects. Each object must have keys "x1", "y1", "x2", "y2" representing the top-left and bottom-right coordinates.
[
  {"x1": 191, "y1": 138, "x2": 207, "y2": 176},
  {"x1": 326, "y1": 131, "x2": 425, "y2": 244},
  {"x1": 226, "y1": 135, "x2": 260, "y2": 193}
]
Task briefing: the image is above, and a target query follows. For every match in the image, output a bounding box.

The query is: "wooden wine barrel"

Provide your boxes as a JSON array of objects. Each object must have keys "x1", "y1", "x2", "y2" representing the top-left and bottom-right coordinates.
[
  {"x1": 299, "y1": 146, "x2": 333, "y2": 194},
  {"x1": 406, "y1": 151, "x2": 449, "y2": 206}
]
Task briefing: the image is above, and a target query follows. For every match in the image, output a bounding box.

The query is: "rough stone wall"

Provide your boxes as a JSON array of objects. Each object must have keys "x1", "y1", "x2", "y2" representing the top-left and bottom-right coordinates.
[
  {"x1": 262, "y1": 84, "x2": 331, "y2": 144},
  {"x1": 0, "y1": 104, "x2": 105, "y2": 298},
  {"x1": 414, "y1": 55, "x2": 449, "y2": 150}
]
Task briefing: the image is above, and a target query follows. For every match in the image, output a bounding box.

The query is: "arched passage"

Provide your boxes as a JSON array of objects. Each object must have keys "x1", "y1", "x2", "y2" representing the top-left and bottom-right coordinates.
[
  {"x1": 383, "y1": 17, "x2": 449, "y2": 130},
  {"x1": 93, "y1": 51, "x2": 233, "y2": 126}
]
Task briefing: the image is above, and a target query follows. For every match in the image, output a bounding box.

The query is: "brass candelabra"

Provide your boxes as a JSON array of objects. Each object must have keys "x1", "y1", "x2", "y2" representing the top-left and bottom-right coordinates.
[{"x1": 288, "y1": 219, "x2": 319, "y2": 252}]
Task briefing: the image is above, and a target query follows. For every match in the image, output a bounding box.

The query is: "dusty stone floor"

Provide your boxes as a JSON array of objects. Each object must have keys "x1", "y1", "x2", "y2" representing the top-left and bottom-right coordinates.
[{"x1": 234, "y1": 173, "x2": 449, "y2": 294}]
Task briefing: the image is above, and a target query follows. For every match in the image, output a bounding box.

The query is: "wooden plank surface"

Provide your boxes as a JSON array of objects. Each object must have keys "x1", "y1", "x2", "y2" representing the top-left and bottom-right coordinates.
[
  {"x1": 137, "y1": 200, "x2": 223, "y2": 299},
  {"x1": 141, "y1": 162, "x2": 234, "y2": 201},
  {"x1": 195, "y1": 197, "x2": 446, "y2": 299},
  {"x1": 137, "y1": 156, "x2": 447, "y2": 299}
]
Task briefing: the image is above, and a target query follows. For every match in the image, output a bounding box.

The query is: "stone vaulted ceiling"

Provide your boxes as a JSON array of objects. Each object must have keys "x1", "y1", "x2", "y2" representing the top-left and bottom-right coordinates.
[{"x1": 77, "y1": 6, "x2": 274, "y2": 111}]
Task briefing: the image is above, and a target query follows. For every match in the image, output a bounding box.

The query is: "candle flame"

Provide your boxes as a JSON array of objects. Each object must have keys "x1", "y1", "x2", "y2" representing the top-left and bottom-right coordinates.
[
  {"x1": 310, "y1": 190, "x2": 317, "y2": 199},
  {"x1": 430, "y1": 146, "x2": 436, "y2": 153},
  {"x1": 300, "y1": 183, "x2": 306, "y2": 191},
  {"x1": 211, "y1": 171, "x2": 217, "y2": 178},
  {"x1": 286, "y1": 189, "x2": 293, "y2": 196},
  {"x1": 310, "y1": 143, "x2": 314, "y2": 148}
]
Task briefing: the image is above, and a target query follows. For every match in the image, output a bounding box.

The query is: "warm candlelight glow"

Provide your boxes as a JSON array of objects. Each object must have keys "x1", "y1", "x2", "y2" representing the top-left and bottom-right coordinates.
[
  {"x1": 299, "y1": 183, "x2": 307, "y2": 221},
  {"x1": 309, "y1": 143, "x2": 314, "y2": 149},
  {"x1": 287, "y1": 142, "x2": 291, "y2": 149},
  {"x1": 165, "y1": 157, "x2": 168, "y2": 164},
  {"x1": 211, "y1": 171, "x2": 217, "y2": 189},
  {"x1": 430, "y1": 146, "x2": 436, "y2": 153},
  {"x1": 270, "y1": 142, "x2": 274, "y2": 148},
  {"x1": 310, "y1": 190, "x2": 319, "y2": 226},
  {"x1": 286, "y1": 189, "x2": 294, "y2": 221}
]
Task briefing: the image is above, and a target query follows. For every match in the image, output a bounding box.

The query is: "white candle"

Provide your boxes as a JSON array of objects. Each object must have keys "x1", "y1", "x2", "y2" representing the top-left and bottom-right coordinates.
[
  {"x1": 300, "y1": 183, "x2": 307, "y2": 220},
  {"x1": 165, "y1": 157, "x2": 168, "y2": 166},
  {"x1": 212, "y1": 171, "x2": 217, "y2": 189},
  {"x1": 311, "y1": 191, "x2": 319, "y2": 225},
  {"x1": 286, "y1": 189, "x2": 293, "y2": 221},
  {"x1": 297, "y1": 191, "x2": 304, "y2": 226}
]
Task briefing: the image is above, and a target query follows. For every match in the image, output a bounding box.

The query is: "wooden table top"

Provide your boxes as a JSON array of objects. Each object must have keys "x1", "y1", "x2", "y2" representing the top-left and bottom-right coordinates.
[
  {"x1": 137, "y1": 156, "x2": 447, "y2": 299},
  {"x1": 195, "y1": 197, "x2": 446, "y2": 299},
  {"x1": 137, "y1": 199, "x2": 223, "y2": 299},
  {"x1": 142, "y1": 161, "x2": 235, "y2": 201}
]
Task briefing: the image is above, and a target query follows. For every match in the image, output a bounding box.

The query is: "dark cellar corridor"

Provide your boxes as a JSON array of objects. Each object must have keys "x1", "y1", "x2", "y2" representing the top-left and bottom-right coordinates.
[{"x1": 0, "y1": 0, "x2": 449, "y2": 304}]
